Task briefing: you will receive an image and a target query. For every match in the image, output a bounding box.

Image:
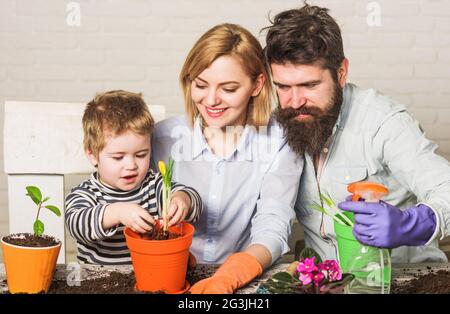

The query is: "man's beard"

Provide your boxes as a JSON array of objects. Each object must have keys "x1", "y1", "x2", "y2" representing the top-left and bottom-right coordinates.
[{"x1": 273, "y1": 83, "x2": 343, "y2": 157}]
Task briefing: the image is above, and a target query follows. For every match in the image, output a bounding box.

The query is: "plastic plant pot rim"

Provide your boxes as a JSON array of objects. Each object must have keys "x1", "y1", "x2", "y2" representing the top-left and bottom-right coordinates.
[
  {"x1": 1, "y1": 236, "x2": 62, "y2": 250},
  {"x1": 334, "y1": 212, "x2": 355, "y2": 240},
  {"x1": 124, "y1": 223, "x2": 195, "y2": 244}
]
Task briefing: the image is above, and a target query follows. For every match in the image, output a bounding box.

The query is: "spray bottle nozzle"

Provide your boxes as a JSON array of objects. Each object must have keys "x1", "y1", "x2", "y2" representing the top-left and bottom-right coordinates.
[{"x1": 348, "y1": 181, "x2": 389, "y2": 203}]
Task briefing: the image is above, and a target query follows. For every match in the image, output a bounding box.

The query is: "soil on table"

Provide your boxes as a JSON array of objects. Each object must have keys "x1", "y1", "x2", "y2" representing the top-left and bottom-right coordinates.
[
  {"x1": 46, "y1": 271, "x2": 139, "y2": 294},
  {"x1": 2, "y1": 233, "x2": 60, "y2": 247},
  {"x1": 7, "y1": 264, "x2": 450, "y2": 294},
  {"x1": 42, "y1": 268, "x2": 450, "y2": 294},
  {"x1": 32, "y1": 265, "x2": 215, "y2": 294},
  {"x1": 391, "y1": 269, "x2": 450, "y2": 294}
]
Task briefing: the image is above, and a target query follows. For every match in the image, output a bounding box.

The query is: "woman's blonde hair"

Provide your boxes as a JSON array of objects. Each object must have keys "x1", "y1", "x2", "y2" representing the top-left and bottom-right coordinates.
[
  {"x1": 179, "y1": 23, "x2": 273, "y2": 128},
  {"x1": 82, "y1": 90, "x2": 154, "y2": 157}
]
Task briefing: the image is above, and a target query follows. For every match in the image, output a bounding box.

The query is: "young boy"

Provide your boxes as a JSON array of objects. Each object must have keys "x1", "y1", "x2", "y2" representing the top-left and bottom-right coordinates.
[{"x1": 65, "y1": 90, "x2": 202, "y2": 265}]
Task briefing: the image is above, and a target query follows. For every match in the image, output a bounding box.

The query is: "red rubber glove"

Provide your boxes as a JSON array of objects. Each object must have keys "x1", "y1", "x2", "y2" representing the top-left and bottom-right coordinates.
[{"x1": 189, "y1": 252, "x2": 263, "y2": 294}]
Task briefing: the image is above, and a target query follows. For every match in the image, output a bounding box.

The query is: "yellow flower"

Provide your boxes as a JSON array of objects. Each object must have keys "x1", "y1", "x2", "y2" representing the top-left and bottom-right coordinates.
[{"x1": 158, "y1": 160, "x2": 166, "y2": 176}]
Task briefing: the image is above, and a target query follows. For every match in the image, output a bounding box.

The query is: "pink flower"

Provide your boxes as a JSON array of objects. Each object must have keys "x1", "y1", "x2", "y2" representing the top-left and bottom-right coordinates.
[
  {"x1": 296, "y1": 256, "x2": 343, "y2": 287},
  {"x1": 328, "y1": 267, "x2": 343, "y2": 282},
  {"x1": 312, "y1": 271, "x2": 325, "y2": 286},
  {"x1": 296, "y1": 257, "x2": 318, "y2": 274},
  {"x1": 319, "y1": 260, "x2": 339, "y2": 271},
  {"x1": 317, "y1": 260, "x2": 343, "y2": 282},
  {"x1": 299, "y1": 272, "x2": 313, "y2": 285}
]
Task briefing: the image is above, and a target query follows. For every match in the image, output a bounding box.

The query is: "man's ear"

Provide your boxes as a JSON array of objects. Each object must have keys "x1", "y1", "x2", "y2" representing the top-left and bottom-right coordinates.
[
  {"x1": 338, "y1": 58, "x2": 349, "y2": 88},
  {"x1": 85, "y1": 149, "x2": 98, "y2": 167},
  {"x1": 251, "y1": 73, "x2": 265, "y2": 97}
]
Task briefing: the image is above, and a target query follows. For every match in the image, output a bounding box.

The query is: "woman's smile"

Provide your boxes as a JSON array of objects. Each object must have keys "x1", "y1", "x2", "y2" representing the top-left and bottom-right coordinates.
[{"x1": 205, "y1": 106, "x2": 228, "y2": 118}]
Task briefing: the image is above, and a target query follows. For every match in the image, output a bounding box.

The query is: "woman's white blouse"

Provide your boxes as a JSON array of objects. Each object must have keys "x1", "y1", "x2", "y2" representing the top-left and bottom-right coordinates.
[{"x1": 152, "y1": 115, "x2": 303, "y2": 264}]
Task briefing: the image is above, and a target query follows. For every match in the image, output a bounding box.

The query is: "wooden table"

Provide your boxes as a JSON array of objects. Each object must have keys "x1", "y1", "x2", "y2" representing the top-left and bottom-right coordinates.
[{"x1": 1, "y1": 262, "x2": 450, "y2": 294}]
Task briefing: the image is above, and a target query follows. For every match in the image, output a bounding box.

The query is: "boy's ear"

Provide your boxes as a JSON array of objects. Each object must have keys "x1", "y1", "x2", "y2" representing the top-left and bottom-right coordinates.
[{"x1": 85, "y1": 149, "x2": 98, "y2": 167}]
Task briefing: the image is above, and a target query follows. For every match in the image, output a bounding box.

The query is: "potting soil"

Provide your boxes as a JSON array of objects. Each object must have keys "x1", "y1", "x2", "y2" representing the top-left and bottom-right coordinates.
[
  {"x1": 28, "y1": 265, "x2": 216, "y2": 294},
  {"x1": 140, "y1": 227, "x2": 181, "y2": 240},
  {"x1": 6, "y1": 264, "x2": 450, "y2": 294},
  {"x1": 3, "y1": 233, "x2": 60, "y2": 247},
  {"x1": 391, "y1": 269, "x2": 450, "y2": 294}
]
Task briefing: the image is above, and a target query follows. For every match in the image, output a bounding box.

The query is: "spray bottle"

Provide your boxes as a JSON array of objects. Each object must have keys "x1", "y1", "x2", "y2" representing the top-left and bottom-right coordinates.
[{"x1": 341, "y1": 181, "x2": 392, "y2": 294}]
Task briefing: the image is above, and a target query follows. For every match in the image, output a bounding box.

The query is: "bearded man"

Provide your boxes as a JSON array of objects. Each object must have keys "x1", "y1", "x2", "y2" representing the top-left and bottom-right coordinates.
[{"x1": 264, "y1": 3, "x2": 450, "y2": 263}]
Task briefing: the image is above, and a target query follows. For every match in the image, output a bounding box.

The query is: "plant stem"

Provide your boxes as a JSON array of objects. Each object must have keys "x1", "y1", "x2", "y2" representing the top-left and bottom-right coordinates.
[
  {"x1": 34, "y1": 202, "x2": 42, "y2": 235},
  {"x1": 162, "y1": 184, "x2": 167, "y2": 231},
  {"x1": 162, "y1": 184, "x2": 171, "y2": 232},
  {"x1": 336, "y1": 211, "x2": 354, "y2": 227},
  {"x1": 328, "y1": 211, "x2": 351, "y2": 226},
  {"x1": 324, "y1": 205, "x2": 354, "y2": 227}
]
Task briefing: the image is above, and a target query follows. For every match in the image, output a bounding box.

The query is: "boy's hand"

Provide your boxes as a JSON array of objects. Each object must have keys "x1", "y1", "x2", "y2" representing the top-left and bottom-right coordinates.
[
  {"x1": 168, "y1": 191, "x2": 191, "y2": 226},
  {"x1": 105, "y1": 202, "x2": 155, "y2": 233}
]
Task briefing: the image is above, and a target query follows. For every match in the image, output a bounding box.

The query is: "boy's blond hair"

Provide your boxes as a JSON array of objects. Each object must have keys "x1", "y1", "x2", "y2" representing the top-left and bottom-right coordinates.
[
  {"x1": 82, "y1": 90, "x2": 154, "y2": 157},
  {"x1": 179, "y1": 23, "x2": 273, "y2": 129}
]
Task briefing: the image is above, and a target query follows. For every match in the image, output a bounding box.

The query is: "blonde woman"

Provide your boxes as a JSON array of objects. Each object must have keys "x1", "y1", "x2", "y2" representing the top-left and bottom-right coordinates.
[{"x1": 152, "y1": 24, "x2": 303, "y2": 293}]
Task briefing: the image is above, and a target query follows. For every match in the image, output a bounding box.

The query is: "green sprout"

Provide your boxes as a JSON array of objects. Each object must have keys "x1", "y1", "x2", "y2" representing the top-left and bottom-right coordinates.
[
  {"x1": 311, "y1": 191, "x2": 354, "y2": 227},
  {"x1": 26, "y1": 186, "x2": 61, "y2": 236},
  {"x1": 158, "y1": 158, "x2": 174, "y2": 232}
]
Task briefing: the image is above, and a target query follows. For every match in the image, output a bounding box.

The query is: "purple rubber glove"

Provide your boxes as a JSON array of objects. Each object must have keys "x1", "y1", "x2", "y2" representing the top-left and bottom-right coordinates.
[{"x1": 337, "y1": 199, "x2": 437, "y2": 248}]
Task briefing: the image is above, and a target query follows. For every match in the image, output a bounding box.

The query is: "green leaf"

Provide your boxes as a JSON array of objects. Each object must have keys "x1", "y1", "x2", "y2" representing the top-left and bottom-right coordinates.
[
  {"x1": 258, "y1": 280, "x2": 311, "y2": 294},
  {"x1": 167, "y1": 158, "x2": 174, "y2": 182},
  {"x1": 26, "y1": 186, "x2": 42, "y2": 205},
  {"x1": 42, "y1": 196, "x2": 50, "y2": 203},
  {"x1": 45, "y1": 205, "x2": 61, "y2": 217},
  {"x1": 320, "y1": 192, "x2": 336, "y2": 207},
  {"x1": 168, "y1": 157, "x2": 174, "y2": 169},
  {"x1": 299, "y1": 247, "x2": 323, "y2": 264},
  {"x1": 311, "y1": 192, "x2": 354, "y2": 227},
  {"x1": 272, "y1": 272, "x2": 296, "y2": 283},
  {"x1": 33, "y1": 219, "x2": 44, "y2": 236},
  {"x1": 311, "y1": 201, "x2": 326, "y2": 214},
  {"x1": 319, "y1": 273, "x2": 355, "y2": 294}
]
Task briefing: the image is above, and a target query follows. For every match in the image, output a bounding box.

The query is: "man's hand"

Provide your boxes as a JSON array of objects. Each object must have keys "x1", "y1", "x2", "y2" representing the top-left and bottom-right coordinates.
[{"x1": 338, "y1": 199, "x2": 436, "y2": 248}]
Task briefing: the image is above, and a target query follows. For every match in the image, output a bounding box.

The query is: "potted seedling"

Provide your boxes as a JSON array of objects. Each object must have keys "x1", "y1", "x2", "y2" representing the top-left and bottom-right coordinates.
[
  {"x1": 257, "y1": 247, "x2": 354, "y2": 294},
  {"x1": 124, "y1": 158, "x2": 195, "y2": 293},
  {"x1": 1, "y1": 186, "x2": 62, "y2": 294}
]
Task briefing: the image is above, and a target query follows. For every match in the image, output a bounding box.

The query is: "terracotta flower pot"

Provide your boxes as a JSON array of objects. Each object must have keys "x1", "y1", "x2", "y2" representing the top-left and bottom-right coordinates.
[
  {"x1": 1, "y1": 236, "x2": 61, "y2": 294},
  {"x1": 124, "y1": 222, "x2": 194, "y2": 293}
]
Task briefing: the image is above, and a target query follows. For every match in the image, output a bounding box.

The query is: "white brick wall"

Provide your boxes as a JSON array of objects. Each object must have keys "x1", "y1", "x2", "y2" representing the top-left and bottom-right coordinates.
[{"x1": 1, "y1": 0, "x2": 450, "y2": 262}]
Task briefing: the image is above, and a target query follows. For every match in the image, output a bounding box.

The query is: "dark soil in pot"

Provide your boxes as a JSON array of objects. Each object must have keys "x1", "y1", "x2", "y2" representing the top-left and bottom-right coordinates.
[
  {"x1": 139, "y1": 226, "x2": 181, "y2": 240},
  {"x1": 2, "y1": 233, "x2": 60, "y2": 247}
]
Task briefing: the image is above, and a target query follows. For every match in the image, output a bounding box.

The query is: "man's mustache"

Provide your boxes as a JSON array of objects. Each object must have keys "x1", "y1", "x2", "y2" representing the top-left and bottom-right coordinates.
[{"x1": 278, "y1": 106, "x2": 324, "y2": 120}]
